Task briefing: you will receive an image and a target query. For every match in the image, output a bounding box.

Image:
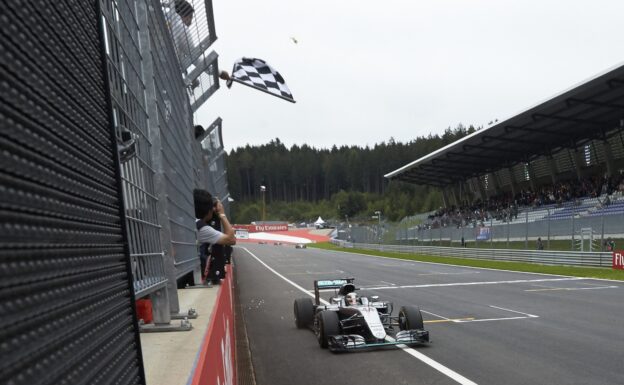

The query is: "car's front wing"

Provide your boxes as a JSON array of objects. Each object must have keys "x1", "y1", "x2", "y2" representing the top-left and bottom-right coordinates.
[{"x1": 328, "y1": 329, "x2": 429, "y2": 352}]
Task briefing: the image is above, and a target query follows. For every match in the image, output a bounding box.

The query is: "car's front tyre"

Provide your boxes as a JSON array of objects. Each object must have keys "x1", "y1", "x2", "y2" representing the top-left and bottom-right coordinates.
[
  {"x1": 294, "y1": 298, "x2": 314, "y2": 329},
  {"x1": 315, "y1": 310, "x2": 340, "y2": 348},
  {"x1": 398, "y1": 305, "x2": 424, "y2": 330}
]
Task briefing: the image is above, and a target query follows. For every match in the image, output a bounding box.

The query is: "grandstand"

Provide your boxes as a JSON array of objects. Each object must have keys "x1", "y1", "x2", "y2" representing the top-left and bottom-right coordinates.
[{"x1": 385, "y1": 63, "x2": 624, "y2": 249}]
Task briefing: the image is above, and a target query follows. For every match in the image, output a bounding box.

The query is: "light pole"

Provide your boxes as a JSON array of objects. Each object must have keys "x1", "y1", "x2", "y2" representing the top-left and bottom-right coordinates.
[
  {"x1": 373, "y1": 210, "x2": 381, "y2": 245},
  {"x1": 260, "y1": 185, "x2": 266, "y2": 222}
]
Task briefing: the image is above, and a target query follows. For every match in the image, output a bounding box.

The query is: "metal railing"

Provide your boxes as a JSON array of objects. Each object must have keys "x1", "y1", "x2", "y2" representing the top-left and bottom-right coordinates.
[
  {"x1": 101, "y1": 0, "x2": 228, "y2": 323},
  {"x1": 339, "y1": 202, "x2": 624, "y2": 252},
  {"x1": 331, "y1": 241, "x2": 614, "y2": 268},
  {"x1": 102, "y1": 0, "x2": 168, "y2": 301}
]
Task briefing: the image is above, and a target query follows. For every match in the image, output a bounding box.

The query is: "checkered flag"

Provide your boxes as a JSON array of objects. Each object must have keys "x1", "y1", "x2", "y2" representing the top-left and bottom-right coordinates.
[{"x1": 226, "y1": 57, "x2": 295, "y2": 103}]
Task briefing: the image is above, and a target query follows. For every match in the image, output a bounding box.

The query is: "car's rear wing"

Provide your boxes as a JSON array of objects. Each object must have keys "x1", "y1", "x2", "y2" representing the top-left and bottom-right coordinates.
[{"x1": 313, "y1": 278, "x2": 355, "y2": 305}]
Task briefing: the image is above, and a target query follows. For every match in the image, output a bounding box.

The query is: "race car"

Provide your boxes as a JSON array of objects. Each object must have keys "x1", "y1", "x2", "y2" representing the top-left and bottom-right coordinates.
[
  {"x1": 295, "y1": 243, "x2": 307, "y2": 249},
  {"x1": 293, "y1": 278, "x2": 429, "y2": 352}
]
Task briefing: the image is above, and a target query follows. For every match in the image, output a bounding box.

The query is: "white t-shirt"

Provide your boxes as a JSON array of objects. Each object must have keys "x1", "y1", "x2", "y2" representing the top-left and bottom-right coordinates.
[{"x1": 196, "y1": 219, "x2": 223, "y2": 245}]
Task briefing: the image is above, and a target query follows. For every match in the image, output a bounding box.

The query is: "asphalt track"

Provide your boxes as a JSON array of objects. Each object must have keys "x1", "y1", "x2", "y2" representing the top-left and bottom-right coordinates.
[{"x1": 234, "y1": 244, "x2": 623, "y2": 385}]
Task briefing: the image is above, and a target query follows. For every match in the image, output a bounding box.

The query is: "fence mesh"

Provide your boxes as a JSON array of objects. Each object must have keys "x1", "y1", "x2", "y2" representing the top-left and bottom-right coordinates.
[{"x1": 1, "y1": 1, "x2": 146, "y2": 383}]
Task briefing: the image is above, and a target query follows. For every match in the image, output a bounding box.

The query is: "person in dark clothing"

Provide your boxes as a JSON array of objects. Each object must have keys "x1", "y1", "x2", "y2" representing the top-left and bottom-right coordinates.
[
  {"x1": 194, "y1": 189, "x2": 236, "y2": 284},
  {"x1": 174, "y1": 0, "x2": 194, "y2": 26}
]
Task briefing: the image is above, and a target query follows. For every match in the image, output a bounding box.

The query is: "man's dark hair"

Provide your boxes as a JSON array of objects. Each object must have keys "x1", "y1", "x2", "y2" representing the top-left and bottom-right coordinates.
[
  {"x1": 194, "y1": 125, "x2": 205, "y2": 139},
  {"x1": 175, "y1": 0, "x2": 194, "y2": 17},
  {"x1": 194, "y1": 189, "x2": 214, "y2": 219}
]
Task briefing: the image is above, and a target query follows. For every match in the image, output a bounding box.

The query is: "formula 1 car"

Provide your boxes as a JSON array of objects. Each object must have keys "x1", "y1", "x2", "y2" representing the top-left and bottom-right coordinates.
[
  {"x1": 293, "y1": 278, "x2": 429, "y2": 352},
  {"x1": 295, "y1": 243, "x2": 307, "y2": 249}
]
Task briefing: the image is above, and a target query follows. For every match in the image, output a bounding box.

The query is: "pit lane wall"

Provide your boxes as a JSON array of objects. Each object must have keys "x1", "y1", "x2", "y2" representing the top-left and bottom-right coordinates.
[{"x1": 190, "y1": 265, "x2": 236, "y2": 385}]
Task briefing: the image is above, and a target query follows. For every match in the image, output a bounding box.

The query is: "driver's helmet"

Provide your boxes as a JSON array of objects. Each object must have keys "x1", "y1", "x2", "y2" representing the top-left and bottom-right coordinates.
[{"x1": 346, "y1": 292, "x2": 358, "y2": 305}]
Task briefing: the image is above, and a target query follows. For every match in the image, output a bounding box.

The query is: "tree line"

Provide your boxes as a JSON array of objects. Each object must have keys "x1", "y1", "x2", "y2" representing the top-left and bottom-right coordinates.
[{"x1": 226, "y1": 124, "x2": 476, "y2": 223}]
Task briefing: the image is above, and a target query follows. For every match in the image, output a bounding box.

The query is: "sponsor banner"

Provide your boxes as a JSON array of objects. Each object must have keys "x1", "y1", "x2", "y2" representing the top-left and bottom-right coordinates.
[
  {"x1": 476, "y1": 227, "x2": 491, "y2": 241},
  {"x1": 234, "y1": 223, "x2": 288, "y2": 233},
  {"x1": 235, "y1": 228, "x2": 249, "y2": 239},
  {"x1": 613, "y1": 251, "x2": 624, "y2": 270},
  {"x1": 190, "y1": 265, "x2": 236, "y2": 385}
]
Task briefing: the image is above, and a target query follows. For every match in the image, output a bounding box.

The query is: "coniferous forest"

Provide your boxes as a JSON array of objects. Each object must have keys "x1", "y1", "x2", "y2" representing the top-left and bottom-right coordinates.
[{"x1": 226, "y1": 125, "x2": 476, "y2": 224}]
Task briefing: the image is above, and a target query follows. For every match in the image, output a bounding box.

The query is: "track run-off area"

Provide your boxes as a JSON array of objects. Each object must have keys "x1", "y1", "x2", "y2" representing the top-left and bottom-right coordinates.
[{"x1": 234, "y1": 244, "x2": 623, "y2": 385}]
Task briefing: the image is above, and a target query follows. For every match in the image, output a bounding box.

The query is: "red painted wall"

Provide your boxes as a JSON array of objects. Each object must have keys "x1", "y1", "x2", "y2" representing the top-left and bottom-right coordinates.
[{"x1": 190, "y1": 265, "x2": 236, "y2": 385}]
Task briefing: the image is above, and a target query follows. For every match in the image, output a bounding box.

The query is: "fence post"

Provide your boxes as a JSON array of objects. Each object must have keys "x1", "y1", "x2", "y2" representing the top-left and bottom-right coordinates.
[
  {"x1": 547, "y1": 208, "x2": 551, "y2": 250},
  {"x1": 506, "y1": 217, "x2": 510, "y2": 248},
  {"x1": 524, "y1": 210, "x2": 529, "y2": 249},
  {"x1": 600, "y1": 209, "x2": 605, "y2": 251},
  {"x1": 571, "y1": 203, "x2": 575, "y2": 251},
  {"x1": 490, "y1": 217, "x2": 494, "y2": 249}
]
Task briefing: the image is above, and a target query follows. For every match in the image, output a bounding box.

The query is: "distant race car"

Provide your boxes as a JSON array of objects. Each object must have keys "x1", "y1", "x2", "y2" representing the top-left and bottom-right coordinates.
[
  {"x1": 293, "y1": 278, "x2": 429, "y2": 352},
  {"x1": 258, "y1": 241, "x2": 267, "y2": 244},
  {"x1": 274, "y1": 242, "x2": 283, "y2": 246},
  {"x1": 295, "y1": 243, "x2": 307, "y2": 249}
]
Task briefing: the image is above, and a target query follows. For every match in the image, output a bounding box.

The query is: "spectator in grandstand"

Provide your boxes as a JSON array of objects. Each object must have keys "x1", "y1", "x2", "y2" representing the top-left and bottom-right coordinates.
[{"x1": 420, "y1": 175, "x2": 620, "y2": 231}]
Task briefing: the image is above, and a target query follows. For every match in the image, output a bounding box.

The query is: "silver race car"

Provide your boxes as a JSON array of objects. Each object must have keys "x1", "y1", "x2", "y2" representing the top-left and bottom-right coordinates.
[{"x1": 293, "y1": 278, "x2": 429, "y2": 352}]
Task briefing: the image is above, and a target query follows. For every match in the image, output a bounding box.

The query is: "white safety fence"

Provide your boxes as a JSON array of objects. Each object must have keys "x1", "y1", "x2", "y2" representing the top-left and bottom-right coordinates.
[{"x1": 331, "y1": 240, "x2": 614, "y2": 268}]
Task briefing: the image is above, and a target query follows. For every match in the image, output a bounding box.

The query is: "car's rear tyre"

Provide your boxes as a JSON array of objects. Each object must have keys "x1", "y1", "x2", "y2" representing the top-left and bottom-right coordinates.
[
  {"x1": 316, "y1": 311, "x2": 340, "y2": 348},
  {"x1": 294, "y1": 298, "x2": 314, "y2": 329},
  {"x1": 398, "y1": 305, "x2": 424, "y2": 330}
]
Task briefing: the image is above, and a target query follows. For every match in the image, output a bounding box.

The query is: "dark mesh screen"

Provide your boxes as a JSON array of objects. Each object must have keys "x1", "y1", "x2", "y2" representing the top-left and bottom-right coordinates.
[{"x1": 0, "y1": 1, "x2": 145, "y2": 384}]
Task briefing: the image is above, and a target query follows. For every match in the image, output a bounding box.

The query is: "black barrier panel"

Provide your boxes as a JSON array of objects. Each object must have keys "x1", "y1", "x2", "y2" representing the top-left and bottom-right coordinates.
[{"x1": 0, "y1": 1, "x2": 145, "y2": 384}]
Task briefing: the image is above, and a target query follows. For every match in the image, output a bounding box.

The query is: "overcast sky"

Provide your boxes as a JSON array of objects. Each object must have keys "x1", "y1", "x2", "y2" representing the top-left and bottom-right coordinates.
[{"x1": 195, "y1": 0, "x2": 624, "y2": 152}]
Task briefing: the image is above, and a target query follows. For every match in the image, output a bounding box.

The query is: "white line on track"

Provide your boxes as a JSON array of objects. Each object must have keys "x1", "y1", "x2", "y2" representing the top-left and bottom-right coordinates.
[
  {"x1": 421, "y1": 310, "x2": 455, "y2": 321},
  {"x1": 360, "y1": 277, "x2": 584, "y2": 291},
  {"x1": 422, "y1": 306, "x2": 539, "y2": 324},
  {"x1": 416, "y1": 271, "x2": 481, "y2": 276},
  {"x1": 524, "y1": 285, "x2": 618, "y2": 292},
  {"x1": 241, "y1": 247, "x2": 478, "y2": 385},
  {"x1": 455, "y1": 316, "x2": 529, "y2": 323},
  {"x1": 489, "y1": 305, "x2": 539, "y2": 318}
]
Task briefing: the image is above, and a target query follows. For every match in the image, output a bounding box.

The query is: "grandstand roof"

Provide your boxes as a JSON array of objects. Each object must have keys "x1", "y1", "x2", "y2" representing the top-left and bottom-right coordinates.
[{"x1": 385, "y1": 63, "x2": 624, "y2": 187}]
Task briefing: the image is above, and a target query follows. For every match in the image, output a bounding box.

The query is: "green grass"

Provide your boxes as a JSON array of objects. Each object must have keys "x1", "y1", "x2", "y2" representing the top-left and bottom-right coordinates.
[{"x1": 308, "y1": 242, "x2": 624, "y2": 281}]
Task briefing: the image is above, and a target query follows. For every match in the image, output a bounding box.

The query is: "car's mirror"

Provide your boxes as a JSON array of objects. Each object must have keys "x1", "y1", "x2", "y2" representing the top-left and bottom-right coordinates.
[{"x1": 371, "y1": 296, "x2": 379, "y2": 300}]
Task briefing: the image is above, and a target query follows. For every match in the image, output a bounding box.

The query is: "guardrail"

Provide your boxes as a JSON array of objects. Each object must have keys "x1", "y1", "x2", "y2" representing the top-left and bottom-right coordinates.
[{"x1": 331, "y1": 240, "x2": 613, "y2": 268}]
